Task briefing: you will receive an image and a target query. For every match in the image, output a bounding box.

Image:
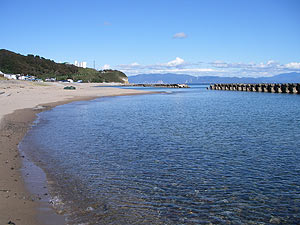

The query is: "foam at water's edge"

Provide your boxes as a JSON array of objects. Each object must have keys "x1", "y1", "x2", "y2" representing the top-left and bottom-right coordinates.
[{"x1": 19, "y1": 140, "x2": 66, "y2": 225}]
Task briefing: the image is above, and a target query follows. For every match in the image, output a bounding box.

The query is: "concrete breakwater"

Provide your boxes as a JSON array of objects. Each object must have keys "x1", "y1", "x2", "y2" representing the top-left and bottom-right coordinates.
[
  {"x1": 210, "y1": 83, "x2": 300, "y2": 94},
  {"x1": 129, "y1": 84, "x2": 190, "y2": 88}
]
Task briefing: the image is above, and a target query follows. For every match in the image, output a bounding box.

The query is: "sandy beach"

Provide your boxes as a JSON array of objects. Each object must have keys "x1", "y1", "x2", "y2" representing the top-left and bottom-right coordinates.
[{"x1": 0, "y1": 80, "x2": 154, "y2": 225}]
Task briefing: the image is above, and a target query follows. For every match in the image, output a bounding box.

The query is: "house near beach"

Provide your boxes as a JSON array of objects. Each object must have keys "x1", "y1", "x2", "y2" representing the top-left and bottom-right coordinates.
[
  {"x1": 45, "y1": 78, "x2": 57, "y2": 82},
  {"x1": 0, "y1": 72, "x2": 37, "y2": 81},
  {"x1": 4, "y1": 74, "x2": 18, "y2": 80},
  {"x1": 18, "y1": 75, "x2": 27, "y2": 80},
  {"x1": 17, "y1": 75, "x2": 36, "y2": 81}
]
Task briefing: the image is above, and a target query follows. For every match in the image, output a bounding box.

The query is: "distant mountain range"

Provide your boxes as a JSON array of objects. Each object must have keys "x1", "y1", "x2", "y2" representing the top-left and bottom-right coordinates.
[{"x1": 128, "y1": 72, "x2": 300, "y2": 84}]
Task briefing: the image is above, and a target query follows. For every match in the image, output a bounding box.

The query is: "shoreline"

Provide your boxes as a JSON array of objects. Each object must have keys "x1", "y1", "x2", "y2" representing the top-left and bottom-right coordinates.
[
  {"x1": 0, "y1": 107, "x2": 65, "y2": 225},
  {"x1": 0, "y1": 81, "x2": 157, "y2": 225}
]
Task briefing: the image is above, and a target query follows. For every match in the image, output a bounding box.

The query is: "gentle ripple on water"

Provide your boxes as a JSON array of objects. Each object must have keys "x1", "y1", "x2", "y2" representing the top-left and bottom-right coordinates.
[{"x1": 20, "y1": 85, "x2": 300, "y2": 224}]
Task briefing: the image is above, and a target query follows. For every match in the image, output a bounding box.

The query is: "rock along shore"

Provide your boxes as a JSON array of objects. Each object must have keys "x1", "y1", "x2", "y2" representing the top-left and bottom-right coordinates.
[{"x1": 210, "y1": 83, "x2": 300, "y2": 94}]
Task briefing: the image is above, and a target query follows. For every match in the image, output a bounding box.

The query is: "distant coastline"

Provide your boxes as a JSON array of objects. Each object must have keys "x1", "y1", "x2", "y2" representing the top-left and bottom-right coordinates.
[{"x1": 128, "y1": 72, "x2": 300, "y2": 84}]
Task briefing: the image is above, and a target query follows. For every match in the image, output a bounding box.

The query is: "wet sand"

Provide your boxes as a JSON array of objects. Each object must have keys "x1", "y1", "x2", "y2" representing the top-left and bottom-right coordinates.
[{"x1": 0, "y1": 80, "x2": 154, "y2": 225}]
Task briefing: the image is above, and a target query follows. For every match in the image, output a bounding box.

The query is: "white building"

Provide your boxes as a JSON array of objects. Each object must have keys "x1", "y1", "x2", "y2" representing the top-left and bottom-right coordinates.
[
  {"x1": 80, "y1": 62, "x2": 87, "y2": 68},
  {"x1": 18, "y1": 75, "x2": 26, "y2": 80},
  {"x1": 74, "y1": 60, "x2": 87, "y2": 68},
  {"x1": 4, "y1": 74, "x2": 17, "y2": 80}
]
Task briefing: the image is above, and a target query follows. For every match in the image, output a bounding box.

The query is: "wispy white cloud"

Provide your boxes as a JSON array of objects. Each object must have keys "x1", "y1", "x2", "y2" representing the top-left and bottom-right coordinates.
[
  {"x1": 152, "y1": 68, "x2": 215, "y2": 73},
  {"x1": 173, "y1": 32, "x2": 187, "y2": 39},
  {"x1": 163, "y1": 57, "x2": 185, "y2": 67},
  {"x1": 117, "y1": 57, "x2": 214, "y2": 75},
  {"x1": 118, "y1": 57, "x2": 185, "y2": 70},
  {"x1": 115, "y1": 58, "x2": 300, "y2": 77},
  {"x1": 130, "y1": 62, "x2": 140, "y2": 66},
  {"x1": 210, "y1": 60, "x2": 300, "y2": 71},
  {"x1": 102, "y1": 64, "x2": 111, "y2": 69},
  {"x1": 285, "y1": 62, "x2": 300, "y2": 69},
  {"x1": 209, "y1": 60, "x2": 300, "y2": 77}
]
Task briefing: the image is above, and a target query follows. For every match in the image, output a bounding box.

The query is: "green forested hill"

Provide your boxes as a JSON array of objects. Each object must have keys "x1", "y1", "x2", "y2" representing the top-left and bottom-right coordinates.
[{"x1": 0, "y1": 49, "x2": 128, "y2": 83}]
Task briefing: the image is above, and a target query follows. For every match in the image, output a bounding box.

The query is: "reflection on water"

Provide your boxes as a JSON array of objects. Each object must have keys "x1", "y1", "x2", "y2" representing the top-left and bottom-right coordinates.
[{"x1": 20, "y1": 85, "x2": 300, "y2": 224}]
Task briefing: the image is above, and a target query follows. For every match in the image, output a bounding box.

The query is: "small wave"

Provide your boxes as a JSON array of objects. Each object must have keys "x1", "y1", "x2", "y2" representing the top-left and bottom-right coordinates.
[{"x1": 49, "y1": 195, "x2": 66, "y2": 215}]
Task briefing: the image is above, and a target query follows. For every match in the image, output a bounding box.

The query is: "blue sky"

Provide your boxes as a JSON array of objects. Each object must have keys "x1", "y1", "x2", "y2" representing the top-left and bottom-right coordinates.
[{"x1": 1, "y1": 0, "x2": 300, "y2": 77}]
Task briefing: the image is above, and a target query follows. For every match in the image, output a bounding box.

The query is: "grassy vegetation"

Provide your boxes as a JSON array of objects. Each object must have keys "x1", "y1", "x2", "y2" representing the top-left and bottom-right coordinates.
[{"x1": 0, "y1": 49, "x2": 128, "y2": 83}]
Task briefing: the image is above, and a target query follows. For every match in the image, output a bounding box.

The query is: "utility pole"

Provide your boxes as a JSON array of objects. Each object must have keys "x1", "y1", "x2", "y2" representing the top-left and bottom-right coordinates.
[{"x1": 93, "y1": 60, "x2": 95, "y2": 70}]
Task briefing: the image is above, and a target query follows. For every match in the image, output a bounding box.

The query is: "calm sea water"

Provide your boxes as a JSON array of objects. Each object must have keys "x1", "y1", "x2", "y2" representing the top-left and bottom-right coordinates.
[{"x1": 20, "y1": 85, "x2": 300, "y2": 224}]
